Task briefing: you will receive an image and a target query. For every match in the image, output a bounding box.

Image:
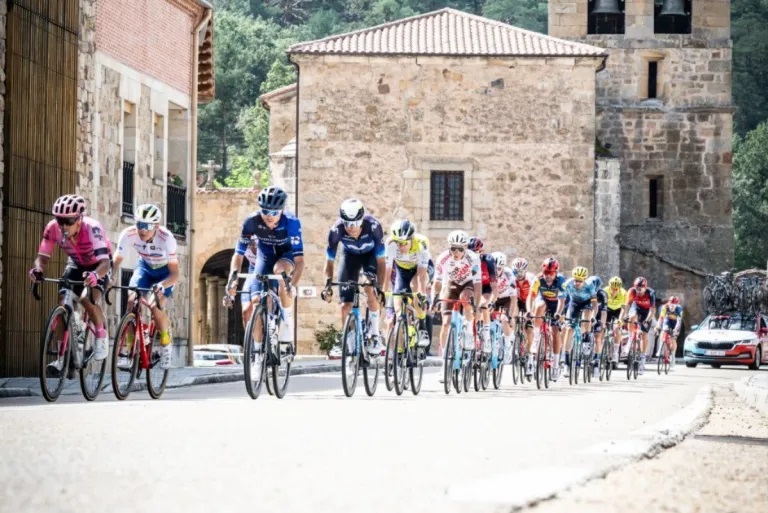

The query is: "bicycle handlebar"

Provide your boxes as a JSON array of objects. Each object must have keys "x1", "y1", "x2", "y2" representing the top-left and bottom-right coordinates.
[{"x1": 31, "y1": 277, "x2": 100, "y2": 305}]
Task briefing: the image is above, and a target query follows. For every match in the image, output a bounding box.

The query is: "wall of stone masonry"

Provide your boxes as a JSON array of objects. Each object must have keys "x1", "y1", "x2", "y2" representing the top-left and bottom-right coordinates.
[
  {"x1": 593, "y1": 158, "x2": 621, "y2": 279},
  {"x1": 290, "y1": 53, "x2": 603, "y2": 349},
  {"x1": 266, "y1": 91, "x2": 297, "y2": 155}
]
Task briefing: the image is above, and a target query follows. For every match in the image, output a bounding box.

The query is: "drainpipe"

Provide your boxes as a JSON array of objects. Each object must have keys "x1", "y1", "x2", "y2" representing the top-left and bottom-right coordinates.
[
  {"x1": 288, "y1": 53, "x2": 300, "y2": 352},
  {"x1": 187, "y1": 6, "x2": 212, "y2": 366}
]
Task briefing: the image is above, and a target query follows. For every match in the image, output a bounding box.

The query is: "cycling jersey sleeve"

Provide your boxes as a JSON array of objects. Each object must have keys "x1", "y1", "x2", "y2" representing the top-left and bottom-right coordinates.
[
  {"x1": 236, "y1": 218, "x2": 252, "y2": 256},
  {"x1": 288, "y1": 217, "x2": 304, "y2": 257},
  {"x1": 38, "y1": 220, "x2": 59, "y2": 257},
  {"x1": 115, "y1": 227, "x2": 133, "y2": 258},
  {"x1": 372, "y1": 221, "x2": 385, "y2": 259},
  {"x1": 385, "y1": 240, "x2": 396, "y2": 268},
  {"x1": 557, "y1": 276, "x2": 566, "y2": 298},
  {"x1": 326, "y1": 224, "x2": 341, "y2": 261},
  {"x1": 435, "y1": 251, "x2": 448, "y2": 283},
  {"x1": 626, "y1": 288, "x2": 636, "y2": 307},
  {"x1": 417, "y1": 246, "x2": 430, "y2": 269},
  {"x1": 486, "y1": 257, "x2": 497, "y2": 282},
  {"x1": 88, "y1": 223, "x2": 111, "y2": 261},
  {"x1": 648, "y1": 289, "x2": 656, "y2": 308}
]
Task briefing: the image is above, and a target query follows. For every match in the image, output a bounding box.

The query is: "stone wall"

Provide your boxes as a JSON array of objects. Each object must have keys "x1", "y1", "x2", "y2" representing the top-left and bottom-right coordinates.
[
  {"x1": 263, "y1": 87, "x2": 297, "y2": 155},
  {"x1": 593, "y1": 158, "x2": 621, "y2": 279},
  {"x1": 291, "y1": 53, "x2": 602, "y2": 349}
]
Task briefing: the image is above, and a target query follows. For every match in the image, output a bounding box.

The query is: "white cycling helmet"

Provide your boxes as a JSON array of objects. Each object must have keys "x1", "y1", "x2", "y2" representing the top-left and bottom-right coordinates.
[
  {"x1": 446, "y1": 230, "x2": 469, "y2": 247},
  {"x1": 511, "y1": 257, "x2": 528, "y2": 273},
  {"x1": 134, "y1": 203, "x2": 162, "y2": 224},
  {"x1": 340, "y1": 198, "x2": 365, "y2": 223},
  {"x1": 492, "y1": 251, "x2": 507, "y2": 269}
]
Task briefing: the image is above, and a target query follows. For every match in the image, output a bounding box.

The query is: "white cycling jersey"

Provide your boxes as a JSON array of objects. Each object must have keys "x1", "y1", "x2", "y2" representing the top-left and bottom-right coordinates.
[
  {"x1": 498, "y1": 267, "x2": 518, "y2": 299},
  {"x1": 434, "y1": 249, "x2": 481, "y2": 286},
  {"x1": 116, "y1": 225, "x2": 178, "y2": 269}
]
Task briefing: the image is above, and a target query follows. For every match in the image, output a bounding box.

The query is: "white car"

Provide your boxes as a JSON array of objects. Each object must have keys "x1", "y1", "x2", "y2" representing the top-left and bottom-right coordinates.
[
  {"x1": 193, "y1": 344, "x2": 243, "y2": 367},
  {"x1": 683, "y1": 312, "x2": 768, "y2": 369}
]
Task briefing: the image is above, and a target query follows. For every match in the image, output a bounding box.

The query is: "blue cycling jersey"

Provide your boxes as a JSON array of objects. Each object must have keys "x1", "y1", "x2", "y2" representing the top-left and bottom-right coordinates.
[
  {"x1": 236, "y1": 210, "x2": 304, "y2": 258},
  {"x1": 564, "y1": 277, "x2": 597, "y2": 304},
  {"x1": 325, "y1": 214, "x2": 385, "y2": 260}
]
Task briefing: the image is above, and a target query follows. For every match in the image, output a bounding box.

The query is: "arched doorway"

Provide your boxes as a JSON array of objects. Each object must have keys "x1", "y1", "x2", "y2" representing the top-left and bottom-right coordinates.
[{"x1": 199, "y1": 249, "x2": 249, "y2": 347}]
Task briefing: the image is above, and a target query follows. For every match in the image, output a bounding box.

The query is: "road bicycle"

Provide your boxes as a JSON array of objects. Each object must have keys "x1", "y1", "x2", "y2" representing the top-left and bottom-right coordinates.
[
  {"x1": 439, "y1": 298, "x2": 474, "y2": 395},
  {"x1": 387, "y1": 291, "x2": 428, "y2": 396},
  {"x1": 472, "y1": 319, "x2": 490, "y2": 392},
  {"x1": 599, "y1": 320, "x2": 616, "y2": 381},
  {"x1": 230, "y1": 272, "x2": 294, "y2": 399},
  {"x1": 109, "y1": 285, "x2": 170, "y2": 400},
  {"x1": 657, "y1": 330, "x2": 675, "y2": 375},
  {"x1": 567, "y1": 317, "x2": 594, "y2": 386},
  {"x1": 512, "y1": 313, "x2": 529, "y2": 385},
  {"x1": 625, "y1": 320, "x2": 644, "y2": 380},
  {"x1": 531, "y1": 314, "x2": 556, "y2": 390},
  {"x1": 32, "y1": 278, "x2": 109, "y2": 402},
  {"x1": 328, "y1": 278, "x2": 382, "y2": 397}
]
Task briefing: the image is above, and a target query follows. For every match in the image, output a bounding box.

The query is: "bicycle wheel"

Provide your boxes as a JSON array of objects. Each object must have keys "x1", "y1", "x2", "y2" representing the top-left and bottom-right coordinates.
[
  {"x1": 39, "y1": 306, "x2": 71, "y2": 402},
  {"x1": 519, "y1": 333, "x2": 528, "y2": 383},
  {"x1": 443, "y1": 326, "x2": 455, "y2": 395},
  {"x1": 543, "y1": 335, "x2": 551, "y2": 389},
  {"x1": 244, "y1": 306, "x2": 267, "y2": 399},
  {"x1": 363, "y1": 343, "x2": 380, "y2": 397},
  {"x1": 385, "y1": 327, "x2": 395, "y2": 392},
  {"x1": 569, "y1": 338, "x2": 579, "y2": 386},
  {"x1": 111, "y1": 313, "x2": 140, "y2": 400},
  {"x1": 599, "y1": 338, "x2": 609, "y2": 382},
  {"x1": 605, "y1": 339, "x2": 613, "y2": 381},
  {"x1": 663, "y1": 343, "x2": 670, "y2": 375},
  {"x1": 270, "y1": 313, "x2": 292, "y2": 399},
  {"x1": 473, "y1": 349, "x2": 481, "y2": 392},
  {"x1": 454, "y1": 328, "x2": 464, "y2": 394},
  {"x1": 481, "y1": 355, "x2": 491, "y2": 391},
  {"x1": 147, "y1": 329, "x2": 170, "y2": 400},
  {"x1": 341, "y1": 313, "x2": 360, "y2": 397},
  {"x1": 535, "y1": 334, "x2": 545, "y2": 390},
  {"x1": 393, "y1": 320, "x2": 408, "y2": 396},
  {"x1": 583, "y1": 340, "x2": 593, "y2": 384},
  {"x1": 79, "y1": 323, "x2": 106, "y2": 401},
  {"x1": 656, "y1": 343, "x2": 664, "y2": 375},
  {"x1": 462, "y1": 350, "x2": 473, "y2": 393},
  {"x1": 633, "y1": 343, "x2": 640, "y2": 380},
  {"x1": 409, "y1": 347, "x2": 424, "y2": 396},
  {"x1": 493, "y1": 349, "x2": 505, "y2": 389}
]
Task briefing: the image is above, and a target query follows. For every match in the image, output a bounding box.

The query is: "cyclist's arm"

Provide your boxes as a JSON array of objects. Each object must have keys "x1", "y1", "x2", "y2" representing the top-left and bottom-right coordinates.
[
  {"x1": 473, "y1": 282, "x2": 482, "y2": 311},
  {"x1": 227, "y1": 252, "x2": 244, "y2": 291},
  {"x1": 384, "y1": 265, "x2": 393, "y2": 293},
  {"x1": 324, "y1": 228, "x2": 339, "y2": 283},
  {"x1": 291, "y1": 255, "x2": 305, "y2": 287},
  {"x1": 416, "y1": 266, "x2": 428, "y2": 295},
  {"x1": 556, "y1": 297, "x2": 565, "y2": 317},
  {"x1": 34, "y1": 254, "x2": 51, "y2": 273},
  {"x1": 431, "y1": 280, "x2": 442, "y2": 302},
  {"x1": 161, "y1": 260, "x2": 180, "y2": 289},
  {"x1": 93, "y1": 258, "x2": 111, "y2": 281},
  {"x1": 375, "y1": 256, "x2": 386, "y2": 290},
  {"x1": 527, "y1": 279, "x2": 538, "y2": 313}
]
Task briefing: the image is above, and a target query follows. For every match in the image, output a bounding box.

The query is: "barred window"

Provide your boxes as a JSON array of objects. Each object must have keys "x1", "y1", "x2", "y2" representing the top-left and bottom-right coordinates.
[{"x1": 430, "y1": 171, "x2": 464, "y2": 221}]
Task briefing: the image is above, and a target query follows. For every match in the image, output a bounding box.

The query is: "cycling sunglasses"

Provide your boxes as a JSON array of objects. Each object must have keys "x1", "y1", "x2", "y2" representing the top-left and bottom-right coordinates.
[
  {"x1": 261, "y1": 208, "x2": 282, "y2": 217},
  {"x1": 343, "y1": 220, "x2": 363, "y2": 228},
  {"x1": 55, "y1": 216, "x2": 79, "y2": 226},
  {"x1": 136, "y1": 221, "x2": 155, "y2": 231},
  {"x1": 449, "y1": 246, "x2": 465, "y2": 253}
]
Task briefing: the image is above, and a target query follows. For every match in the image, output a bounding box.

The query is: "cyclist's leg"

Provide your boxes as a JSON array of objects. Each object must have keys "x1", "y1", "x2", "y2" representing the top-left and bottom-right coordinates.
[
  {"x1": 547, "y1": 301, "x2": 562, "y2": 367},
  {"x1": 240, "y1": 272, "x2": 257, "y2": 327},
  {"x1": 637, "y1": 307, "x2": 650, "y2": 360},
  {"x1": 72, "y1": 261, "x2": 109, "y2": 360},
  {"x1": 337, "y1": 251, "x2": 360, "y2": 325},
  {"x1": 272, "y1": 254, "x2": 296, "y2": 342},
  {"x1": 359, "y1": 252, "x2": 383, "y2": 339},
  {"x1": 479, "y1": 289, "x2": 492, "y2": 351}
]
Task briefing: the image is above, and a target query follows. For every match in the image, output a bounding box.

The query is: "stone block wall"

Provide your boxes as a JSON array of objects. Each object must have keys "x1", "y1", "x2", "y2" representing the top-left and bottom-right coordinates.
[
  {"x1": 263, "y1": 87, "x2": 297, "y2": 155},
  {"x1": 593, "y1": 158, "x2": 621, "y2": 279},
  {"x1": 291, "y1": 53, "x2": 602, "y2": 348}
]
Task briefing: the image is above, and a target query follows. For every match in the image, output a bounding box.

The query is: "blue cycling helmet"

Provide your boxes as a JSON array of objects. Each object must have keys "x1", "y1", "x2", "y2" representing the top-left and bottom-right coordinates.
[
  {"x1": 258, "y1": 186, "x2": 287, "y2": 210},
  {"x1": 587, "y1": 276, "x2": 602, "y2": 289}
]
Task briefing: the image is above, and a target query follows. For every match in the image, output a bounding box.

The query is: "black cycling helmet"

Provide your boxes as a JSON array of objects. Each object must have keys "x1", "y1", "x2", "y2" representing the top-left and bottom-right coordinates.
[{"x1": 258, "y1": 186, "x2": 287, "y2": 210}]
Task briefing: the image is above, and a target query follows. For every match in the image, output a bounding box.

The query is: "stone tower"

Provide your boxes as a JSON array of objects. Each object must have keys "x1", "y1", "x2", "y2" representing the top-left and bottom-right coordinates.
[{"x1": 550, "y1": 0, "x2": 734, "y2": 318}]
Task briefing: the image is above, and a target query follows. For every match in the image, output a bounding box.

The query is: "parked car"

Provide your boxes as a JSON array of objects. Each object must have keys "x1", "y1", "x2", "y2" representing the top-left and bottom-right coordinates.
[
  {"x1": 683, "y1": 312, "x2": 768, "y2": 369},
  {"x1": 193, "y1": 344, "x2": 243, "y2": 367}
]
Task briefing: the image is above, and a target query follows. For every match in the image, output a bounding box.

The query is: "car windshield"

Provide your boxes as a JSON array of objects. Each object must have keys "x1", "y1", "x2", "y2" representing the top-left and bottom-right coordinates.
[
  {"x1": 703, "y1": 314, "x2": 756, "y2": 332},
  {"x1": 194, "y1": 352, "x2": 230, "y2": 361}
]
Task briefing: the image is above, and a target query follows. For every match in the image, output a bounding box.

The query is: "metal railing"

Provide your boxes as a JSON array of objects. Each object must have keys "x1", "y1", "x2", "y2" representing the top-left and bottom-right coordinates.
[
  {"x1": 122, "y1": 161, "x2": 135, "y2": 216},
  {"x1": 167, "y1": 184, "x2": 187, "y2": 237}
]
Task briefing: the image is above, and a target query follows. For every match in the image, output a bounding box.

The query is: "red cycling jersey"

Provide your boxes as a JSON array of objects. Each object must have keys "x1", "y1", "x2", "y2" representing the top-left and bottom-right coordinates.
[{"x1": 626, "y1": 287, "x2": 656, "y2": 311}]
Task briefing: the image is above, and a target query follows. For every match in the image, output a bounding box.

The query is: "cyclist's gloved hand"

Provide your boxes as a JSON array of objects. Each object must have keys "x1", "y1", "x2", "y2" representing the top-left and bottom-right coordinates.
[
  {"x1": 673, "y1": 330, "x2": 680, "y2": 338},
  {"x1": 83, "y1": 271, "x2": 99, "y2": 288},
  {"x1": 28, "y1": 267, "x2": 43, "y2": 283},
  {"x1": 321, "y1": 278, "x2": 333, "y2": 303},
  {"x1": 153, "y1": 283, "x2": 165, "y2": 297},
  {"x1": 222, "y1": 295, "x2": 234, "y2": 308}
]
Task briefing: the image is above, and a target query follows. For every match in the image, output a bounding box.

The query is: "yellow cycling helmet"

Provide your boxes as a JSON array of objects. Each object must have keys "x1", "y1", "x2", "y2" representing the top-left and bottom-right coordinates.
[
  {"x1": 608, "y1": 276, "x2": 623, "y2": 288},
  {"x1": 390, "y1": 219, "x2": 415, "y2": 243},
  {"x1": 572, "y1": 266, "x2": 589, "y2": 280}
]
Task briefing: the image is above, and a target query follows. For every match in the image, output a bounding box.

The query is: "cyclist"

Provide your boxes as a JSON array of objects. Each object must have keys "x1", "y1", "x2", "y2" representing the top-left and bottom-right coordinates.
[
  {"x1": 432, "y1": 231, "x2": 482, "y2": 365},
  {"x1": 527, "y1": 257, "x2": 566, "y2": 381},
  {"x1": 28, "y1": 195, "x2": 113, "y2": 373},
  {"x1": 656, "y1": 295, "x2": 683, "y2": 369},
  {"x1": 321, "y1": 199, "x2": 386, "y2": 356},
  {"x1": 491, "y1": 252, "x2": 518, "y2": 360},
  {"x1": 624, "y1": 276, "x2": 656, "y2": 375},
  {"x1": 604, "y1": 276, "x2": 627, "y2": 367},
  {"x1": 512, "y1": 258, "x2": 537, "y2": 376},
  {"x1": 383, "y1": 219, "x2": 431, "y2": 347},
  {"x1": 226, "y1": 186, "x2": 304, "y2": 351},
  {"x1": 561, "y1": 266, "x2": 597, "y2": 378},
  {"x1": 587, "y1": 276, "x2": 608, "y2": 378},
  {"x1": 112, "y1": 204, "x2": 179, "y2": 369},
  {"x1": 467, "y1": 237, "x2": 498, "y2": 353}
]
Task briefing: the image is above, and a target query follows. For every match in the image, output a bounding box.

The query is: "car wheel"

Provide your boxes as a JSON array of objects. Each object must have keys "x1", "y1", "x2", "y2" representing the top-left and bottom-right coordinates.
[
  {"x1": 749, "y1": 346, "x2": 761, "y2": 370},
  {"x1": 685, "y1": 361, "x2": 697, "y2": 368},
  {"x1": 710, "y1": 364, "x2": 721, "y2": 369}
]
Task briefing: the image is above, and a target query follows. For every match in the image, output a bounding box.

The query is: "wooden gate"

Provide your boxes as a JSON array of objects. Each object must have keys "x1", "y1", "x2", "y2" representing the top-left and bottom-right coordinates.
[{"x1": 1, "y1": 0, "x2": 80, "y2": 377}]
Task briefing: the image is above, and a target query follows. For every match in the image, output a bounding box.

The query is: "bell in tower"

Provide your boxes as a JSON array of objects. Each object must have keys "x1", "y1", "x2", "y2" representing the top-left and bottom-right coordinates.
[
  {"x1": 591, "y1": 0, "x2": 622, "y2": 15},
  {"x1": 658, "y1": 0, "x2": 688, "y2": 16}
]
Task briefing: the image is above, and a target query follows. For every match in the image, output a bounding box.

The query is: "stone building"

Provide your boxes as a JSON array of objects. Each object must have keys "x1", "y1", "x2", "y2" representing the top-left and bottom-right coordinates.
[
  {"x1": 254, "y1": 4, "x2": 733, "y2": 351},
  {"x1": 0, "y1": 0, "x2": 214, "y2": 376},
  {"x1": 549, "y1": 0, "x2": 734, "y2": 327}
]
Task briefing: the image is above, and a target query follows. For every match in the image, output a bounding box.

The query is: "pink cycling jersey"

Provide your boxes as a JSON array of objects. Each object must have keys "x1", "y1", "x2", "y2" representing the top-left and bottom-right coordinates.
[{"x1": 38, "y1": 217, "x2": 112, "y2": 268}]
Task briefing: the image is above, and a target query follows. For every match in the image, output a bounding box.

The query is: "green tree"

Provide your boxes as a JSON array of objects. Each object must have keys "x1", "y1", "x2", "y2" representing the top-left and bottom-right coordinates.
[
  {"x1": 483, "y1": 0, "x2": 547, "y2": 32},
  {"x1": 733, "y1": 122, "x2": 768, "y2": 269},
  {"x1": 732, "y1": 0, "x2": 768, "y2": 135}
]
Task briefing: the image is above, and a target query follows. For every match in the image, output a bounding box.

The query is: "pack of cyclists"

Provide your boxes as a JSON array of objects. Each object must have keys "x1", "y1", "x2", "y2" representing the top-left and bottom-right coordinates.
[{"x1": 28, "y1": 188, "x2": 684, "y2": 386}]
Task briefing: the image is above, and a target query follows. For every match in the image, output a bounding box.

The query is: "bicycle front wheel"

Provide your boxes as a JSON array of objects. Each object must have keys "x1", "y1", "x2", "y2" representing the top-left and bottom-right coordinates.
[
  {"x1": 626, "y1": 343, "x2": 635, "y2": 381},
  {"x1": 663, "y1": 344, "x2": 670, "y2": 375},
  {"x1": 599, "y1": 338, "x2": 609, "y2": 382},
  {"x1": 535, "y1": 334, "x2": 545, "y2": 390},
  {"x1": 147, "y1": 330, "x2": 170, "y2": 400},
  {"x1": 39, "y1": 306, "x2": 71, "y2": 402},
  {"x1": 79, "y1": 324, "x2": 106, "y2": 401},
  {"x1": 409, "y1": 346, "x2": 424, "y2": 396},
  {"x1": 341, "y1": 313, "x2": 360, "y2": 397},
  {"x1": 363, "y1": 341, "x2": 380, "y2": 397},
  {"x1": 244, "y1": 306, "x2": 267, "y2": 399},
  {"x1": 393, "y1": 320, "x2": 408, "y2": 396},
  {"x1": 385, "y1": 327, "x2": 396, "y2": 392},
  {"x1": 111, "y1": 313, "x2": 140, "y2": 401},
  {"x1": 569, "y1": 339, "x2": 579, "y2": 386},
  {"x1": 444, "y1": 326, "x2": 455, "y2": 395}
]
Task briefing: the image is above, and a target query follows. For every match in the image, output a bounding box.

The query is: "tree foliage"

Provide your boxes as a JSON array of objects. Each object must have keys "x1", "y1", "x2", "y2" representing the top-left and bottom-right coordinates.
[{"x1": 733, "y1": 122, "x2": 768, "y2": 270}]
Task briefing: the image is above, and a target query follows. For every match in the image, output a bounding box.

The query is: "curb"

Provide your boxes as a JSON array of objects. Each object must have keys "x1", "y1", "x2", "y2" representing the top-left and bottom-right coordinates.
[
  {"x1": 448, "y1": 386, "x2": 714, "y2": 510},
  {"x1": 0, "y1": 360, "x2": 443, "y2": 398},
  {"x1": 734, "y1": 375, "x2": 768, "y2": 416}
]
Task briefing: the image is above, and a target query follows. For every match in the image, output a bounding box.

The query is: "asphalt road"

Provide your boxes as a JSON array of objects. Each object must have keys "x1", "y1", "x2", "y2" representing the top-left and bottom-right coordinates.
[{"x1": 0, "y1": 365, "x2": 760, "y2": 513}]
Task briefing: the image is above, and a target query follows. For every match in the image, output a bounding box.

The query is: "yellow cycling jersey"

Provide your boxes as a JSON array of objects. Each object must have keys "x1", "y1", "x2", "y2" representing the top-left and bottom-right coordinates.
[
  {"x1": 385, "y1": 234, "x2": 430, "y2": 270},
  {"x1": 659, "y1": 304, "x2": 683, "y2": 321},
  {"x1": 604, "y1": 286, "x2": 627, "y2": 311}
]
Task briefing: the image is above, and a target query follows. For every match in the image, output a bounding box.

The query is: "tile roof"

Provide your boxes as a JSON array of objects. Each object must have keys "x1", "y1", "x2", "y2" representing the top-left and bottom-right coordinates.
[{"x1": 288, "y1": 8, "x2": 607, "y2": 58}]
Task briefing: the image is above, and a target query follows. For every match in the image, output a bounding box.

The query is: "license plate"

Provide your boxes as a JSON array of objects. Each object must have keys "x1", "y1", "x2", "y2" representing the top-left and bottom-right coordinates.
[{"x1": 705, "y1": 350, "x2": 726, "y2": 356}]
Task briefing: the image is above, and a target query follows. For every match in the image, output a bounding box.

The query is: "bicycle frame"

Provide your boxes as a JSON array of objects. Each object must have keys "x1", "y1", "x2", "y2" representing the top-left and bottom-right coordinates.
[
  {"x1": 110, "y1": 285, "x2": 158, "y2": 370},
  {"x1": 330, "y1": 280, "x2": 377, "y2": 360},
  {"x1": 489, "y1": 309, "x2": 503, "y2": 370}
]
